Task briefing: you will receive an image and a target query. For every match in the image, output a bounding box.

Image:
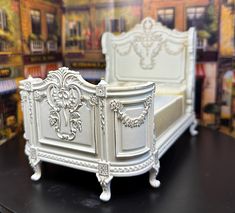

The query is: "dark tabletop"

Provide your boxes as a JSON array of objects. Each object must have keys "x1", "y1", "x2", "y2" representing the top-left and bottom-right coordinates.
[{"x1": 0, "y1": 126, "x2": 235, "y2": 213}]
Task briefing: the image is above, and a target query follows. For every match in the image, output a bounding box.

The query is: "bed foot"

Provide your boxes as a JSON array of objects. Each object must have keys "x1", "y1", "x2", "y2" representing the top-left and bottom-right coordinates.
[
  {"x1": 149, "y1": 161, "x2": 160, "y2": 188},
  {"x1": 96, "y1": 174, "x2": 113, "y2": 202},
  {"x1": 31, "y1": 162, "x2": 42, "y2": 181},
  {"x1": 190, "y1": 118, "x2": 198, "y2": 136},
  {"x1": 28, "y1": 147, "x2": 41, "y2": 181}
]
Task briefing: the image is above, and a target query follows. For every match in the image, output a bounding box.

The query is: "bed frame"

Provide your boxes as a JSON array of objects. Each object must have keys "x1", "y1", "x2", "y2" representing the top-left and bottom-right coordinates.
[
  {"x1": 102, "y1": 17, "x2": 198, "y2": 157},
  {"x1": 20, "y1": 17, "x2": 198, "y2": 202}
]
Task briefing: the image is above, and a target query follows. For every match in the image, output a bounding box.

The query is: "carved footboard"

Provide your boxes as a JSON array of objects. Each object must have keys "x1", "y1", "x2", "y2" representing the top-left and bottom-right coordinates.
[{"x1": 20, "y1": 67, "x2": 157, "y2": 201}]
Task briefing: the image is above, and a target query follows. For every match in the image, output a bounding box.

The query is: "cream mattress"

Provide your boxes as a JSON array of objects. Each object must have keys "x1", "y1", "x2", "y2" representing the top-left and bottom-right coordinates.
[{"x1": 154, "y1": 95, "x2": 184, "y2": 138}]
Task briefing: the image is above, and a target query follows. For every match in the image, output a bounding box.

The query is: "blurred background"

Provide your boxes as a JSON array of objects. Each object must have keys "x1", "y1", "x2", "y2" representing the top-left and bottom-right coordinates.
[{"x1": 0, "y1": 0, "x2": 235, "y2": 144}]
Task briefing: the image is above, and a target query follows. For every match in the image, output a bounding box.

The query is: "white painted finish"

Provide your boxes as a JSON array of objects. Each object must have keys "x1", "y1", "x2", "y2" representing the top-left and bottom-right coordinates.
[
  {"x1": 20, "y1": 17, "x2": 198, "y2": 202},
  {"x1": 102, "y1": 16, "x2": 198, "y2": 194},
  {"x1": 102, "y1": 17, "x2": 197, "y2": 115},
  {"x1": 102, "y1": 17, "x2": 198, "y2": 153},
  {"x1": 20, "y1": 67, "x2": 157, "y2": 202}
]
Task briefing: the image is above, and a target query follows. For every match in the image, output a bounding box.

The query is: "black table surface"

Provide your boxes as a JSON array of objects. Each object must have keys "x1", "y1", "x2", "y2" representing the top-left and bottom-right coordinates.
[{"x1": 0, "y1": 126, "x2": 235, "y2": 213}]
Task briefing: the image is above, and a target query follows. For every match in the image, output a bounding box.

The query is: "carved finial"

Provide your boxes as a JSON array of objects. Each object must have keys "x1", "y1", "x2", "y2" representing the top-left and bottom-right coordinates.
[
  {"x1": 27, "y1": 75, "x2": 33, "y2": 80},
  {"x1": 142, "y1": 17, "x2": 154, "y2": 32},
  {"x1": 58, "y1": 67, "x2": 69, "y2": 72},
  {"x1": 98, "y1": 79, "x2": 108, "y2": 86},
  {"x1": 96, "y1": 79, "x2": 107, "y2": 97}
]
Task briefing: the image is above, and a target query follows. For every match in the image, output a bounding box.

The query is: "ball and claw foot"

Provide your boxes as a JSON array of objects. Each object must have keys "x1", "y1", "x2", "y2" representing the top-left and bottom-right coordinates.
[
  {"x1": 149, "y1": 167, "x2": 160, "y2": 188},
  {"x1": 96, "y1": 174, "x2": 113, "y2": 202},
  {"x1": 190, "y1": 119, "x2": 198, "y2": 136},
  {"x1": 31, "y1": 163, "x2": 41, "y2": 181}
]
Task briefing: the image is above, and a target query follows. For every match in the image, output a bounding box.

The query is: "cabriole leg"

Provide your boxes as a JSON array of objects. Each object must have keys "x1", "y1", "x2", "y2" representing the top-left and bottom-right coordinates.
[
  {"x1": 96, "y1": 162, "x2": 113, "y2": 202},
  {"x1": 96, "y1": 174, "x2": 113, "y2": 202},
  {"x1": 31, "y1": 162, "x2": 42, "y2": 181},
  {"x1": 149, "y1": 161, "x2": 160, "y2": 188},
  {"x1": 28, "y1": 147, "x2": 42, "y2": 181},
  {"x1": 190, "y1": 118, "x2": 198, "y2": 136}
]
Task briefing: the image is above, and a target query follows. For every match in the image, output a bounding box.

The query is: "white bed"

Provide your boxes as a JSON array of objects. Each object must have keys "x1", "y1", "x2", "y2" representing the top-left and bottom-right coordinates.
[{"x1": 20, "y1": 17, "x2": 198, "y2": 202}]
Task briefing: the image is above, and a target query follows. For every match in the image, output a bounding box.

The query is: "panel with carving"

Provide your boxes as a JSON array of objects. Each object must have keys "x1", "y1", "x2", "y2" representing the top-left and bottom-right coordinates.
[
  {"x1": 111, "y1": 96, "x2": 152, "y2": 158},
  {"x1": 33, "y1": 68, "x2": 98, "y2": 154},
  {"x1": 113, "y1": 18, "x2": 186, "y2": 70},
  {"x1": 102, "y1": 17, "x2": 192, "y2": 85},
  {"x1": 45, "y1": 68, "x2": 83, "y2": 141}
]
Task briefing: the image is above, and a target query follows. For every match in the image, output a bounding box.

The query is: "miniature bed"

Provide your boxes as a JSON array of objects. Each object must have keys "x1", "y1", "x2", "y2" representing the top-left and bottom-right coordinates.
[
  {"x1": 102, "y1": 17, "x2": 198, "y2": 158},
  {"x1": 20, "y1": 17, "x2": 198, "y2": 202}
]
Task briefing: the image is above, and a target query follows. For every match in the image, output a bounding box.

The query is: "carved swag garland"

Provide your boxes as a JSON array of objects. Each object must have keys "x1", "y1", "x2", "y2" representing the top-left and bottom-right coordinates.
[{"x1": 110, "y1": 96, "x2": 152, "y2": 128}]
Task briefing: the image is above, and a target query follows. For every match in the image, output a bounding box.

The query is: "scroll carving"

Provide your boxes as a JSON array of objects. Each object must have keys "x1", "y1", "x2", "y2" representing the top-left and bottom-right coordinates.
[
  {"x1": 46, "y1": 67, "x2": 83, "y2": 141},
  {"x1": 114, "y1": 18, "x2": 186, "y2": 69},
  {"x1": 34, "y1": 90, "x2": 46, "y2": 102}
]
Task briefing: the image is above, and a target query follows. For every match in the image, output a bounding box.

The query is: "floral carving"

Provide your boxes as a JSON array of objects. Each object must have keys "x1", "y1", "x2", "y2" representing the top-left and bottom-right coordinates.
[
  {"x1": 114, "y1": 17, "x2": 185, "y2": 70},
  {"x1": 47, "y1": 67, "x2": 83, "y2": 141},
  {"x1": 23, "y1": 82, "x2": 32, "y2": 91},
  {"x1": 133, "y1": 33, "x2": 163, "y2": 69},
  {"x1": 144, "y1": 96, "x2": 152, "y2": 108},
  {"x1": 49, "y1": 110, "x2": 60, "y2": 131},
  {"x1": 110, "y1": 96, "x2": 152, "y2": 128},
  {"x1": 96, "y1": 84, "x2": 106, "y2": 97},
  {"x1": 34, "y1": 90, "x2": 46, "y2": 102},
  {"x1": 89, "y1": 95, "x2": 99, "y2": 106},
  {"x1": 110, "y1": 100, "x2": 123, "y2": 112}
]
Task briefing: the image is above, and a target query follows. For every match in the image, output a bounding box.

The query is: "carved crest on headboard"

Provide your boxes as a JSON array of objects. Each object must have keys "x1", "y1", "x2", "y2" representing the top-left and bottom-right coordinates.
[{"x1": 113, "y1": 17, "x2": 186, "y2": 70}]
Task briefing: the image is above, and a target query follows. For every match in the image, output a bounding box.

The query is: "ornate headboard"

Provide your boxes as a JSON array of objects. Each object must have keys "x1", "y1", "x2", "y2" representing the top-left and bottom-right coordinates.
[{"x1": 102, "y1": 17, "x2": 197, "y2": 109}]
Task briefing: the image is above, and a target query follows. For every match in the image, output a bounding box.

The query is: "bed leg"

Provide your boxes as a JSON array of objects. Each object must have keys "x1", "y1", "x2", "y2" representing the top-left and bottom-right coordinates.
[
  {"x1": 190, "y1": 118, "x2": 198, "y2": 136},
  {"x1": 149, "y1": 161, "x2": 160, "y2": 188},
  {"x1": 28, "y1": 147, "x2": 42, "y2": 181},
  {"x1": 96, "y1": 174, "x2": 113, "y2": 202},
  {"x1": 31, "y1": 162, "x2": 42, "y2": 181}
]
